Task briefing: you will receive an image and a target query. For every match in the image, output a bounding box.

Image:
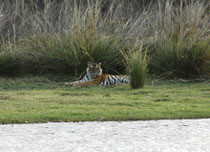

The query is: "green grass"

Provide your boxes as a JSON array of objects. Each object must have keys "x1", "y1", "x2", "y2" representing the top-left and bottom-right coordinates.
[
  {"x1": 0, "y1": 76, "x2": 209, "y2": 124},
  {"x1": 123, "y1": 43, "x2": 148, "y2": 89}
]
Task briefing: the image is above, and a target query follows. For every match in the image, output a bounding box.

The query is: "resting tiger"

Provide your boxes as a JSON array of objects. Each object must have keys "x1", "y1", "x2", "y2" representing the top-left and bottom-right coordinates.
[{"x1": 65, "y1": 62, "x2": 129, "y2": 87}]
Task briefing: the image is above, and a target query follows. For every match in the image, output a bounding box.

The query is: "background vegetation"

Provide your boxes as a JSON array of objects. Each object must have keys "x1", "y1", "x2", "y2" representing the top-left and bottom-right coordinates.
[{"x1": 0, "y1": 0, "x2": 209, "y2": 79}]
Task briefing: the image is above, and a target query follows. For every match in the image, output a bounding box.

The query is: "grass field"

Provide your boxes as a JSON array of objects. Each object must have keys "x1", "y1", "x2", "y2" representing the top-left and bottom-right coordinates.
[{"x1": 0, "y1": 76, "x2": 209, "y2": 124}]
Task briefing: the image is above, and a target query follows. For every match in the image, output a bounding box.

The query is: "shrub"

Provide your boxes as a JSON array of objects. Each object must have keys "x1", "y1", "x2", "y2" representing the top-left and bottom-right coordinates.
[
  {"x1": 69, "y1": 33, "x2": 124, "y2": 75},
  {"x1": 148, "y1": 0, "x2": 210, "y2": 78},
  {"x1": 19, "y1": 0, "x2": 125, "y2": 76},
  {"x1": 0, "y1": 51, "x2": 22, "y2": 77},
  {"x1": 20, "y1": 35, "x2": 73, "y2": 74},
  {"x1": 20, "y1": 32, "x2": 123, "y2": 76},
  {"x1": 123, "y1": 43, "x2": 148, "y2": 89},
  {"x1": 150, "y1": 39, "x2": 210, "y2": 78}
]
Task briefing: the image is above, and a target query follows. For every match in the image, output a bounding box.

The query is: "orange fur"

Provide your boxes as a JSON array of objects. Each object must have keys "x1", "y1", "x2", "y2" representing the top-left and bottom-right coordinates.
[
  {"x1": 76, "y1": 74, "x2": 107, "y2": 86},
  {"x1": 66, "y1": 62, "x2": 129, "y2": 87}
]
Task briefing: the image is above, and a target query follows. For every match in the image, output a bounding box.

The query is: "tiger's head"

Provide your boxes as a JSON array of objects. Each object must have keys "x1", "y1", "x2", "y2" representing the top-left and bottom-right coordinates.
[{"x1": 87, "y1": 62, "x2": 102, "y2": 77}]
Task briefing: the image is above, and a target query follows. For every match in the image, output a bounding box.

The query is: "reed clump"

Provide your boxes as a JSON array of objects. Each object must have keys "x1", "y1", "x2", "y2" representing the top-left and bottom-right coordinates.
[
  {"x1": 149, "y1": 0, "x2": 210, "y2": 78},
  {"x1": 122, "y1": 42, "x2": 148, "y2": 89}
]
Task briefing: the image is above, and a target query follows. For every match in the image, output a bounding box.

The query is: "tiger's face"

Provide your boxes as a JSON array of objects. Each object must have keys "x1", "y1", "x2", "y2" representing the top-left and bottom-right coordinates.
[{"x1": 87, "y1": 62, "x2": 102, "y2": 77}]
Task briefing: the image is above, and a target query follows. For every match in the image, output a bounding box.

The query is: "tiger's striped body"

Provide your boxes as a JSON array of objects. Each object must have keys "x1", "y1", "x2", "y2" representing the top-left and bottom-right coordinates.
[{"x1": 65, "y1": 62, "x2": 129, "y2": 87}]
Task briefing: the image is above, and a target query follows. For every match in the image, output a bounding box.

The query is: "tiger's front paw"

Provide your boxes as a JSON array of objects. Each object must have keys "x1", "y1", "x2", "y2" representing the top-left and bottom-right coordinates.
[{"x1": 65, "y1": 82, "x2": 75, "y2": 87}]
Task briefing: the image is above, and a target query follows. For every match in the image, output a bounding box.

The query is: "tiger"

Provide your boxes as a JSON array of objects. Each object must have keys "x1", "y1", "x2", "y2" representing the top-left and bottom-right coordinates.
[{"x1": 65, "y1": 62, "x2": 129, "y2": 87}]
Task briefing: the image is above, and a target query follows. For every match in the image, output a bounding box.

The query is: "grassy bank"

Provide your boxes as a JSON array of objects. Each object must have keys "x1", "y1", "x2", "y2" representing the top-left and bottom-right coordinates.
[{"x1": 0, "y1": 76, "x2": 209, "y2": 124}]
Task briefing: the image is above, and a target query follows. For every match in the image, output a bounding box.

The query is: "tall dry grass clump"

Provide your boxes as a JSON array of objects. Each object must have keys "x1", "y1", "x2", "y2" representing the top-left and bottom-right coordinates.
[
  {"x1": 149, "y1": 0, "x2": 210, "y2": 78},
  {"x1": 122, "y1": 41, "x2": 148, "y2": 89},
  {"x1": 17, "y1": 0, "x2": 130, "y2": 76}
]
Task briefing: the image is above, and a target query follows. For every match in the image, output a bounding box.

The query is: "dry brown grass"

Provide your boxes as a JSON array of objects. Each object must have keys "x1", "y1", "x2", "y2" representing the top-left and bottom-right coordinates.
[{"x1": 0, "y1": 0, "x2": 209, "y2": 78}]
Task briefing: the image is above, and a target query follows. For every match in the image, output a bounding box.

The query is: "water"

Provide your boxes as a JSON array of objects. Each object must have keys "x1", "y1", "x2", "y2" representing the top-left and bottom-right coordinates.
[{"x1": 0, "y1": 119, "x2": 210, "y2": 152}]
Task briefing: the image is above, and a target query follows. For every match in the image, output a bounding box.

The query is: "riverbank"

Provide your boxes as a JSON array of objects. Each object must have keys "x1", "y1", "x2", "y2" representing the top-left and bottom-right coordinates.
[{"x1": 0, "y1": 76, "x2": 209, "y2": 124}]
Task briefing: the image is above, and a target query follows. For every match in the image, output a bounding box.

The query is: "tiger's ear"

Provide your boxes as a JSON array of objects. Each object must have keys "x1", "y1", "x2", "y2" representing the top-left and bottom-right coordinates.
[{"x1": 87, "y1": 62, "x2": 91, "y2": 66}]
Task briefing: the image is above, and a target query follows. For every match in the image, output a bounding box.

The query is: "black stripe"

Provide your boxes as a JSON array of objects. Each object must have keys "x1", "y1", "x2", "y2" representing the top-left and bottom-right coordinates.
[
  {"x1": 111, "y1": 75, "x2": 117, "y2": 84},
  {"x1": 107, "y1": 75, "x2": 111, "y2": 82},
  {"x1": 86, "y1": 75, "x2": 90, "y2": 81},
  {"x1": 105, "y1": 80, "x2": 108, "y2": 86}
]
